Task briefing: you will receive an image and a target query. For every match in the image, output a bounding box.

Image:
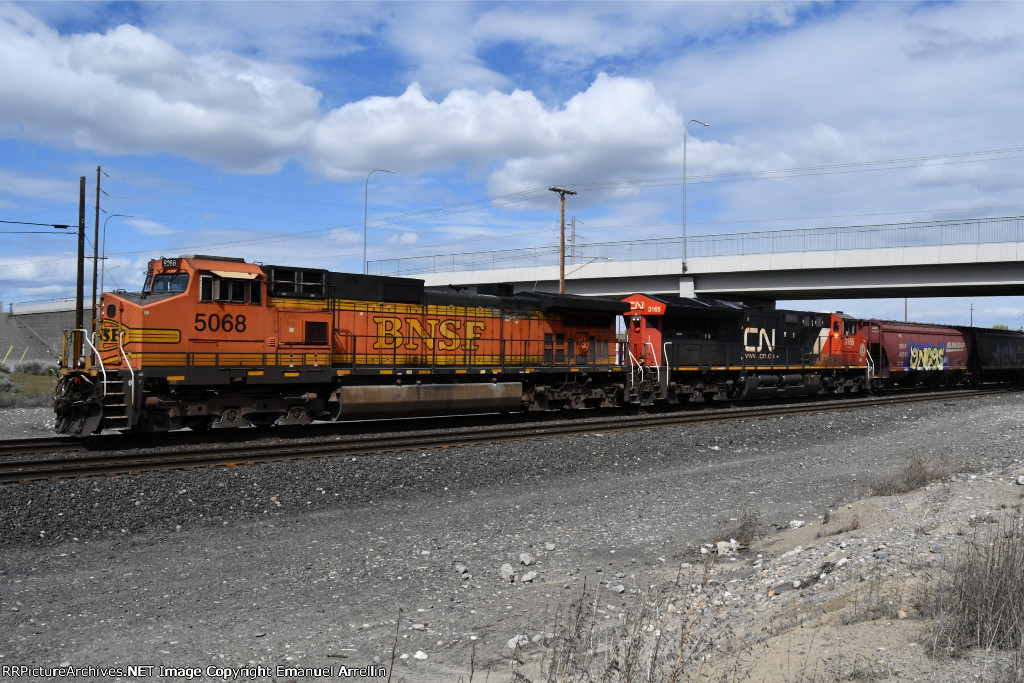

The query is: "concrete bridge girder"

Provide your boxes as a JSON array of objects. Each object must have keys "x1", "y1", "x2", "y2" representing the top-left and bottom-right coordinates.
[{"x1": 418, "y1": 243, "x2": 1024, "y2": 302}]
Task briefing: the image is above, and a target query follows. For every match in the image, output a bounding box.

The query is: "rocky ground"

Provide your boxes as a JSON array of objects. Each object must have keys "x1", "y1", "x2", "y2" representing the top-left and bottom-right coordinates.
[{"x1": 1, "y1": 393, "x2": 1023, "y2": 682}]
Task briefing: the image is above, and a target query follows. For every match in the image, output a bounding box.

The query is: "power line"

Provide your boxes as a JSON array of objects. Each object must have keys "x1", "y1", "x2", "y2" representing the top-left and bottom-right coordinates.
[
  {"x1": 0, "y1": 219, "x2": 73, "y2": 228},
  {"x1": 3, "y1": 145, "x2": 1023, "y2": 276},
  {"x1": 91, "y1": 145, "x2": 1024, "y2": 250}
]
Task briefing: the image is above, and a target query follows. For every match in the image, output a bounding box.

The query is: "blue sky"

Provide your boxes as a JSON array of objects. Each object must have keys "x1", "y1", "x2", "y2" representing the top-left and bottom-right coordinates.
[{"x1": 2, "y1": 1, "x2": 1024, "y2": 327}]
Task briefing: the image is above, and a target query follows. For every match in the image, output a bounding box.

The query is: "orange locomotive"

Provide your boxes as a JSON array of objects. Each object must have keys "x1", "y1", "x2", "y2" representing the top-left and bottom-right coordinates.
[{"x1": 55, "y1": 255, "x2": 628, "y2": 435}]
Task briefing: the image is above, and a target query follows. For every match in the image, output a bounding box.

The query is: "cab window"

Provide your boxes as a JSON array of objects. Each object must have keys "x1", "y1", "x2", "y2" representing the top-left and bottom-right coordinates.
[
  {"x1": 218, "y1": 279, "x2": 247, "y2": 302},
  {"x1": 150, "y1": 273, "x2": 189, "y2": 293},
  {"x1": 199, "y1": 274, "x2": 261, "y2": 304}
]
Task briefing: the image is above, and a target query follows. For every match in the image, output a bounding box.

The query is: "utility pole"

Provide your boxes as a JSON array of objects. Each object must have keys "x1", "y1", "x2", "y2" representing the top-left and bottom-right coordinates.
[
  {"x1": 74, "y1": 176, "x2": 86, "y2": 367},
  {"x1": 548, "y1": 186, "x2": 576, "y2": 294},
  {"x1": 92, "y1": 166, "x2": 100, "y2": 332}
]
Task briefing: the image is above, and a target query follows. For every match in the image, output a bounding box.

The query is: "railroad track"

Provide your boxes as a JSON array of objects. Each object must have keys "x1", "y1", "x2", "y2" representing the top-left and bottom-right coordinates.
[
  {"x1": 0, "y1": 387, "x2": 1012, "y2": 484},
  {"x1": 0, "y1": 436, "x2": 84, "y2": 457}
]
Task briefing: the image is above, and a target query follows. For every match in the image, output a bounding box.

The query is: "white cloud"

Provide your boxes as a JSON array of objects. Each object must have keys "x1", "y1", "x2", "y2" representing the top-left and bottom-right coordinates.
[
  {"x1": 308, "y1": 73, "x2": 685, "y2": 193},
  {"x1": 0, "y1": 167, "x2": 76, "y2": 201},
  {"x1": 127, "y1": 218, "x2": 175, "y2": 236},
  {"x1": 0, "y1": 5, "x2": 321, "y2": 173},
  {"x1": 327, "y1": 229, "x2": 361, "y2": 245},
  {"x1": 15, "y1": 283, "x2": 67, "y2": 299},
  {"x1": 388, "y1": 231, "x2": 418, "y2": 246}
]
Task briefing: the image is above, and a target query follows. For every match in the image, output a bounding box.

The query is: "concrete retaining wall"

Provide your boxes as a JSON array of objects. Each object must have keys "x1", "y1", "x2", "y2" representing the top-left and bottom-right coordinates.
[{"x1": 0, "y1": 309, "x2": 77, "y2": 364}]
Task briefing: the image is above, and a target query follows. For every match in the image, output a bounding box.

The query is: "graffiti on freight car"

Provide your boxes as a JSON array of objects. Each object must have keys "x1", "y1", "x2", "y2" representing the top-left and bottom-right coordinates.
[
  {"x1": 906, "y1": 341, "x2": 946, "y2": 370},
  {"x1": 988, "y1": 342, "x2": 1024, "y2": 368}
]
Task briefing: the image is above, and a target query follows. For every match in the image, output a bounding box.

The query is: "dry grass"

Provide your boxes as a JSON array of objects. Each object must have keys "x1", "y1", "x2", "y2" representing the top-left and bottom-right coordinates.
[
  {"x1": 513, "y1": 562, "x2": 753, "y2": 683},
  {"x1": 868, "y1": 454, "x2": 950, "y2": 497},
  {"x1": 817, "y1": 512, "x2": 861, "y2": 538},
  {"x1": 927, "y1": 509, "x2": 1024, "y2": 679},
  {"x1": 711, "y1": 509, "x2": 760, "y2": 548}
]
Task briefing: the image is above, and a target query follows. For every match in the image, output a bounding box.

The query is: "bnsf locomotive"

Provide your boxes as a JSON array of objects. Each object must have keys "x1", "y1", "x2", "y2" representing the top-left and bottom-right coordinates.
[{"x1": 53, "y1": 255, "x2": 1024, "y2": 435}]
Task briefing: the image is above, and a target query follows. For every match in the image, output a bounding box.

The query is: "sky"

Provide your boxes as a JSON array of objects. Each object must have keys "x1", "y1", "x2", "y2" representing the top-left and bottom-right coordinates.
[{"x1": 1, "y1": 1, "x2": 1023, "y2": 327}]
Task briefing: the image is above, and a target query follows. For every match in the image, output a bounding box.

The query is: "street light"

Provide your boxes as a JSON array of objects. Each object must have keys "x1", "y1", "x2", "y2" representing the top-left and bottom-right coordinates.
[
  {"x1": 683, "y1": 119, "x2": 709, "y2": 273},
  {"x1": 565, "y1": 256, "x2": 613, "y2": 279},
  {"x1": 100, "y1": 214, "x2": 133, "y2": 294},
  {"x1": 364, "y1": 169, "x2": 395, "y2": 275}
]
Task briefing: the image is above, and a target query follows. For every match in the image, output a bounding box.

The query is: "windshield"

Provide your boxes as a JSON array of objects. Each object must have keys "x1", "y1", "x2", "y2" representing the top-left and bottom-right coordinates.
[{"x1": 149, "y1": 273, "x2": 190, "y2": 293}]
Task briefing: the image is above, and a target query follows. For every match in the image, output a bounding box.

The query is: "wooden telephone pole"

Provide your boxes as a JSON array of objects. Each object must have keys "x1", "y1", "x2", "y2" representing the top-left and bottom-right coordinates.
[
  {"x1": 548, "y1": 186, "x2": 576, "y2": 293},
  {"x1": 74, "y1": 176, "x2": 86, "y2": 367}
]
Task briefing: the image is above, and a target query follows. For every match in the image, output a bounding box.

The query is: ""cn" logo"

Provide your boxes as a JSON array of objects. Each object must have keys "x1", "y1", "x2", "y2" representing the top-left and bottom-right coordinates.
[{"x1": 744, "y1": 327, "x2": 775, "y2": 353}]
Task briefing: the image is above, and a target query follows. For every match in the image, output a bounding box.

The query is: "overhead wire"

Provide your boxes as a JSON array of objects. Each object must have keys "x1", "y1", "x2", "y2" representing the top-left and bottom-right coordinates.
[{"x1": 3, "y1": 145, "x2": 1024, "y2": 276}]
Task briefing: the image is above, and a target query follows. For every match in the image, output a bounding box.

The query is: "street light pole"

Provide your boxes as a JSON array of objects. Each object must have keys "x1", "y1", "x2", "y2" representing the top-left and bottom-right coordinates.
[
  {"x1": 565, "y1": 256, "x2": 613, "y2": 279},
  {"x1": 364, "y1": 169, "x2": 395, "y2": 275},
  {"x1": 682, "y1": 119, "x2": 709, "y2": 274},
  {"x1": 100, "y1": 214, "x2": 133, "y2": 295}
]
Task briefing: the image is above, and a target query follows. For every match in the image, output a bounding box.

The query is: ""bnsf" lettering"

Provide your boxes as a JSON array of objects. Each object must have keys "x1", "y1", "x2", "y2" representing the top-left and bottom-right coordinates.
[{"x1": 373, "y1": 316, "x2": 486, "y2": 351}]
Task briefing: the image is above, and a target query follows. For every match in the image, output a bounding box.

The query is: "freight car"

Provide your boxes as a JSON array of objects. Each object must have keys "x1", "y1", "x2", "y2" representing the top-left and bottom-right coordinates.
[
  {"x1": 54, "y1": 255, "x2": 628, "y2": 435},
  {"x1": 621, "y1": 294, "x2": 870, "y2": 403},
  {"x1": 959, "y1": 326, "x2": 1024, "y2": 384},
  {"x1": 857, "y1": 319, "x2": 970, "y2": 390}
]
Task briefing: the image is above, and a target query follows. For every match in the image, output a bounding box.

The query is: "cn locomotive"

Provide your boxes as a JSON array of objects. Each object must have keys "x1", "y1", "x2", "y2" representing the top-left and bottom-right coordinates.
[{"x1": 53, "y1": 255, "x2": 1024, "y2": 435}]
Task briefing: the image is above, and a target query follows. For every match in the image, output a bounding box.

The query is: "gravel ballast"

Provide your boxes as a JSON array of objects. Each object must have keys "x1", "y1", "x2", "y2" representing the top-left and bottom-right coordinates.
[{"x1": 1, "y1": 392, "x2": 1023, "y2": 681}]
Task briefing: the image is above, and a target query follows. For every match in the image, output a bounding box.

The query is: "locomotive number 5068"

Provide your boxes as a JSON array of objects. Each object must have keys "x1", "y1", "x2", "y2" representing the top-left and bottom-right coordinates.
[{"x1": 194, "y1": 313, "x2": 247, "y2": 333}]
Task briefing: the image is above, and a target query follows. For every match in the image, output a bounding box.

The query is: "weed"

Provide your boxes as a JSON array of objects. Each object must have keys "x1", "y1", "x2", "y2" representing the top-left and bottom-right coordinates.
[
  {"x1": 816, "y1": 512, "x2": 860, "y2": 538},
  {"x1": 928, "y1": 511, "x2": 1024, "y2": 670},
  {"x1": 869, "y1": 454, "x2": 950, "y2": 496},
  {"x1": 517, "y1": 561, "x2": 748, "y2": 682},
  {"x1": 14, "y1": 359, "x2": 54, "y2": 375},
  {"x1": 839, "y1": 574, "x2": 909, "y2": 626},
  {"x1": 0, "y1": 372, "x2": 56, "y2": 407},
  {"x1": 711, "y1": 508, "x2": 760, "y2": 548}
]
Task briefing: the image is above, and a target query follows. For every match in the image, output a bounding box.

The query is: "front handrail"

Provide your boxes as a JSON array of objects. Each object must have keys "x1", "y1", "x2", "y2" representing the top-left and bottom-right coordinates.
[
  {"x1": 119, "y1": 330, "x2": 136, "y2": 407},
  {"x1": 627, "y1": 349, "x2": 644, "y2": 387},
  {"x1": 644, "y1": 341, "x2": 661, "y2": 385},
  {"x1": 662, "y1": 342, "x2": 672, "y2": 399},
  {"x1": 72, "y1": 328, "x2": 108, "y2": 395}
]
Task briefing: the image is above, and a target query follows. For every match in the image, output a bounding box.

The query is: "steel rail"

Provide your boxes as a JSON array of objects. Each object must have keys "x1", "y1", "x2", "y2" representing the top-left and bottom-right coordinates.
[
  {"x1": 0, "y1": 387, "x2": 1009, "y2": 485},
  {"x1": 0, "y1": 436, "x2": 84, "y2": 457}
]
